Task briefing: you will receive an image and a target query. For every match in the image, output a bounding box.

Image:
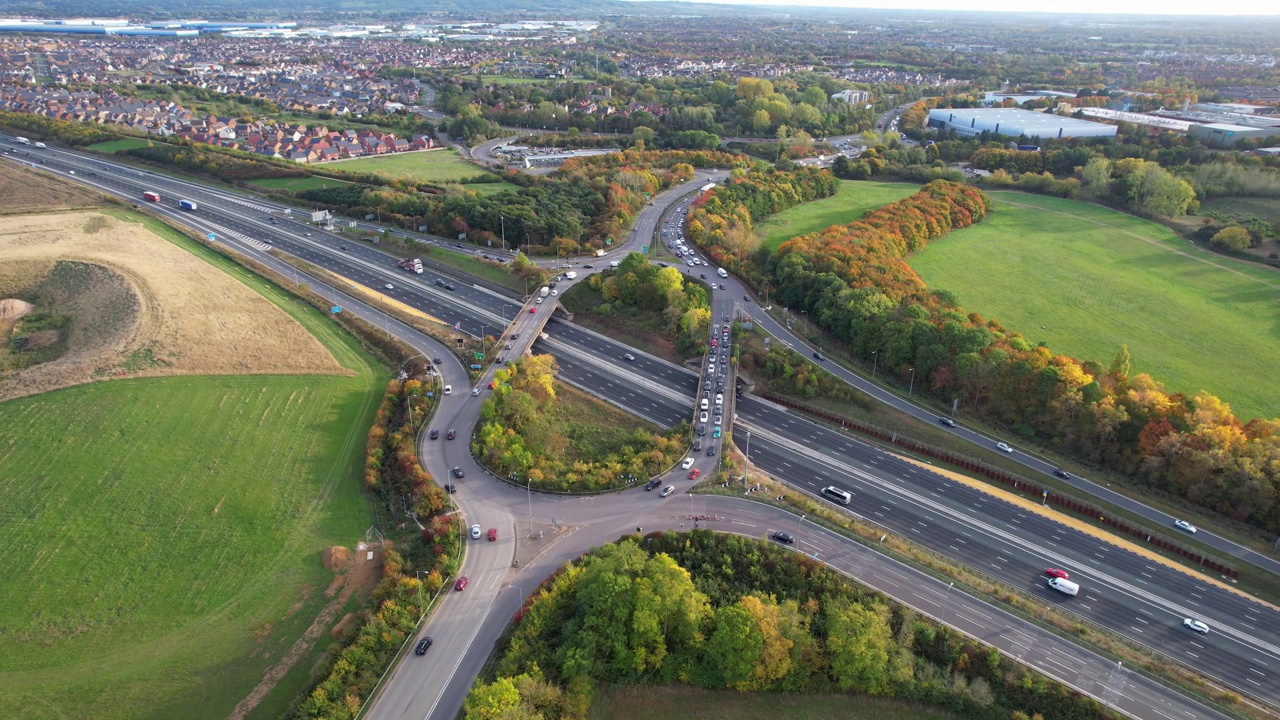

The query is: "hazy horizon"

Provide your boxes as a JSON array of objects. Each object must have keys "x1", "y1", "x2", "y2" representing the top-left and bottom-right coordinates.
[{"x1": 623, "y1": 0, "x2": 1280, "y2": 18}]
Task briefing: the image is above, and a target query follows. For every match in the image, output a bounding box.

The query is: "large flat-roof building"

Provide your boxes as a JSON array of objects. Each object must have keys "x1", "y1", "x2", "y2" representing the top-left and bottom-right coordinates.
[{"x1": 927, "y1": 108, "x2": 1117, "y2": 140}]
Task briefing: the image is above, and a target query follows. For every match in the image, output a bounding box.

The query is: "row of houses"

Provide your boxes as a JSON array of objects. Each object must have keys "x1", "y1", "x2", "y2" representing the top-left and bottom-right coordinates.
[{"x1": 0, "y1": 85, "x2": 435, "y2": 162}]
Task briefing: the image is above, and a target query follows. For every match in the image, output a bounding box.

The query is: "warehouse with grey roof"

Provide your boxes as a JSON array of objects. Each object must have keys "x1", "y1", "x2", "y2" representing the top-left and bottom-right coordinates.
[{"x1": 927, "y1": 108, "x2": 1117, "y2": 140}]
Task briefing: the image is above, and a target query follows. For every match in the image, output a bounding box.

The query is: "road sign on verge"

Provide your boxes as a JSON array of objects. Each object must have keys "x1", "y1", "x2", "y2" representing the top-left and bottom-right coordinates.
[{"x1": 331, "y1": 306, "x2": 342, "y2": 314}]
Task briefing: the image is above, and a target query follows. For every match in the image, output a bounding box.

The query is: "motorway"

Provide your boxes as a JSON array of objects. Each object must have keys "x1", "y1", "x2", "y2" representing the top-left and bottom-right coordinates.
[{"x1": 4, "y1": 137, "x2": 1277, "y2": 718}]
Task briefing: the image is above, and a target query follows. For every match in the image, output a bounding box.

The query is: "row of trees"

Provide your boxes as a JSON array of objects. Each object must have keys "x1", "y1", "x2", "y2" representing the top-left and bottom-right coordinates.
[
  {"x1": 472, "y1": 354, "x2": 689, "y2": 492},
  {"x1": 465, "y1": 533, "x2": 1113, "y2": 720},
  {"x1": 685, "y1": 164, "x2": 839, "y2": 279},
  {"x1": 763, "y1": 181, "x2": 1280, "y2": 531},
  {"x1": 294, "y1": 379, "x2": 457, "y2": 720}
]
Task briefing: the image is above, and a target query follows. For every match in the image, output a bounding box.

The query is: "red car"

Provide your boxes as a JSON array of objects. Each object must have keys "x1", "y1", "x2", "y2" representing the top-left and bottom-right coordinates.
[
  {"x1": 488, "y1": 528, "x2": 497, "y2": 541},
  {"x1": 1045, "y1": 568, "x2": 1069, "y2": 580},
  {"x1": 529, "y1": 307, "x2": 536, "y2": 313},
  {"x1": 688, "y1": 469, "x2": 701, "y2": 480},
  {"x1": 454, "y1": 576, "x2": 469, "y2": 591}
]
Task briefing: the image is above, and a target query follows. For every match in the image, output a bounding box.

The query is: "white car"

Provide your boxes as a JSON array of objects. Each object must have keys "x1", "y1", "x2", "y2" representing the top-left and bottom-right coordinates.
[
  {"x1": 1183, "y1": 618, "x2": 1209, "y2": 634},
  {"x1": 471, "y1": 388, "x2": 481, "y2": 396},
  {"x1": 443, "y1": 385, "x2": 452, "y2": 395},
  {"x1": 698, "y1": 411, "x2": 709, "y2": 423},
  {"x1": 996, "y1": 442, "x2": 1013, "y2": 453},
  {"x1": 681, "y1": 457, "x2": 695, "y2": 470},
  {"x1": 470, "y1": 524, "x2": 482, "y2": 540},
  {"x1": 384, "y1": 283, "x2": 394, "y2": 290},
  {"x1": 1174, "y1": 519, "x2": 1197, "y2": 534}
]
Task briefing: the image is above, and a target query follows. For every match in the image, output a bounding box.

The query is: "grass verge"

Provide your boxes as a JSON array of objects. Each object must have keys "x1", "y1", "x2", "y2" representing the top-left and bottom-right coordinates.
[
  {"x1": 86, "y1": 137, "x2": 156, "y2": 153},
  {"x1": 325, "y1": 148, "x2": 494, "y2": 183},
  {"x1": 755, "y1": 180, "x2": 921, "y2": 251},
  {"x1": 909, "y1": 191, "x2": 1280, "y2": 421},
  {"x1": 249, "y1": 175, "x2": 350, "y2": 192},
  {"x1": 588, "y1": 685, "x2": 956, "y2": 720}
]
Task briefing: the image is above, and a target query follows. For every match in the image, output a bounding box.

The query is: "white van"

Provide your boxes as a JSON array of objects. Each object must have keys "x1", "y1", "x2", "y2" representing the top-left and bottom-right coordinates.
[
  {"x1": 822, "y1": 486, "x2": 852, "y2": 505},
  {"x1": 610, "y1": 261, "x2": 620, "y2": 268},
  {"x1": 717, "y1": 267, "x2": 729, "y2": 278},
  {"x1": 1047, "y1": 577, "x2": 1079, "y2": 597}
]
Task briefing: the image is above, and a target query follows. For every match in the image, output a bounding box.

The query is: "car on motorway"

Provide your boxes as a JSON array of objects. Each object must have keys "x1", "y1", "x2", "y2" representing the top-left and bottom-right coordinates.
[
  {"x1": 340, "y1": 245, "x2": 348, "y2": 250},
  {"x1": 659, "y1": 485, "x2": 676, "y2": 497},
  {"x1": 470, "y1": 525, "x2": 481, "y2": 540},
  {"x1": 1045, "y1": 568, "x2": 1069, "y2": 580},
  {"x1": 623, "y1": 353, "x2": 636, "y2": 361},
  {"x1": 455, "y1": 576, "x2": 470, "y2": 592},
  {"x1": 938, "y1": 416, "x2": 956, "y2": 427},
  {"x1": 771, "y1": 531, "x2": 795, "y2": 544},
  {"x1": 995, "y1": 442, "x2": 1014, "y2": 453},
  {"x1": 1175, "y1": 519, "x2": 1197, "y2": 534},
  {"x1": 688, "y1": 469, "x2": 701, "y2": 480},
  {"x1": 1053, "y1": 468, "x2": 1071, "y2": 479},
  {"x1": 488, "y1": 528, "x2": 498, "y2": 541},
  {"x1": 434, "y1": 357, "x2": 442, "y2": 364},
  {"x1": 644, "y1": 478, "x2": 662, "y2": 491},
  {"x1": 471, "y1": 387, "x2": 481, "y2": 396},
  {"x1": 1183, "y1": 618, "x2": 1209, "y2": 634},
  {"x1": 429, "y1": 429, "x2": 439, "y2": 440},
  {"x1": 384, "y1": 283, "x2": 394, "y2": 290},
  {"x1": 435, "y1": 279, "x2": 446, "y2": 287},
  {"x1": 700, "y1": 273, "x2": 707, "y2": 279},
  {"x1": 452, "y1": 467, "x2": 465, "y2": 478},
  {"x1": 706, "y1": 445, "x2": 716, "y2": 456},
  {"x1": 447, "y1": 429, "x2": 457, "y2": 440},
  {"x1": 414, "y1": 637, "x2": 434, "y2": 655},
  {"x1": 812, "y1": 352, "x2": 823, "y2": 361}
]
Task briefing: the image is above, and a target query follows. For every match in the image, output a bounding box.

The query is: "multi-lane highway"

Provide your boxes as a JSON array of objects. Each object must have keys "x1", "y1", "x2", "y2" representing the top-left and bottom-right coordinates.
[{"x1": 5, "y1": 137, "x2": 1277, "y2": 717}]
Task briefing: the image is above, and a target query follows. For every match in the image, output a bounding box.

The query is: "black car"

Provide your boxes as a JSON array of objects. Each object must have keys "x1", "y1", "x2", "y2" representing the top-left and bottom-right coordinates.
[
  {"x1": 429, "y1": 429, "x2": 439, "y2": 440},
  {"x1": 435, "y1": 279, "x2": 446, "y2": 287},
  {"x1": 340, "y1": 245, "x2": 348, "y2": 250},
  {"x1": 584, "y1": 264, "x2": 595, "y2": 269},
  {"x1": 452, "y1": 467, "x2": 465, "y2": 478},
  {"x1": 414, "y1": 637, "x2": 434, "y2": 655},
  {"x1": 700, "y1": 273, "x2": 707, "y2": 279},
  {"x1": 692, "y1": 439, "x2": 703, "y2": 452},
  {"x1": 447, "y1": 429, "x2": 457, "y2": 440},
  {"x1": 743, "y1": 295, "x2": 750, "y2": 302},
  {"x1": 938, "y1": 416, "x2": 956, "y2": 428},
  {"x1": 812, "y1": 352, "x2": 823, "y2": 361},
  {"x1": 706, "y1": 446, "x2": 716, "y2": 457},
  {"x1": 771, "y1": 532, "x2": 795, "y2": 544},
  {"x1": 644, "y1": 478, "x2": 662, "y2": 491},
  {"x1": 1053, "y1": 468, "x2": 1071, "y2": 479},
  {"x1": 434, "y1": 357, "x2": 443, "y2": 364},
  {"x1": 445, "y1": 284, "x2": 455, "y2": 291}
]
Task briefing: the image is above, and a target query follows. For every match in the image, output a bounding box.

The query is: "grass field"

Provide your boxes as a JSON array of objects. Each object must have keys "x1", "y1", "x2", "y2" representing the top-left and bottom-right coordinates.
[
  {"x1": 589, "y1": 685, "x2": 956, "y2": 720},
  {"x1": 1200, "y1": 196, "x2": 1280, "y2": 225},
  {"x1": 756, "y1": 180, "x2": 921, "y2": 251},
  {"x1": 248, "y1": 175, "x2": 350, "y2": 192},
  {"x1": 909, "y1": 192, "x2": 1280, "y2": 421},
  {"x1": 86, "y1": 137, "x2": 156, "y2": 153},
  {"x1": 330, "y1": 148, "x2": 495, "y2": 183},
  {"x1": 543, "y1": 380, "x2": 665, "y2": 459},
  {"x1": 0, "y1": 227, "x2": 382, "y2": 719}
]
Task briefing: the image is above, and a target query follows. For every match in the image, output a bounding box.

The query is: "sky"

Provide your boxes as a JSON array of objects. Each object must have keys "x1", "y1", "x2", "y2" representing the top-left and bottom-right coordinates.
[{"x1": 627, "y1": 0, "x2": 1280, "y2": 17}]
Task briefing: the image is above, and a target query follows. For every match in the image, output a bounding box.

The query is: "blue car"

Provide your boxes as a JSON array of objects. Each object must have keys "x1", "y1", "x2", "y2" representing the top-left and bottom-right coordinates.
[{"x1": 470, "y1": 364, "x2": 482, "y2": 370}]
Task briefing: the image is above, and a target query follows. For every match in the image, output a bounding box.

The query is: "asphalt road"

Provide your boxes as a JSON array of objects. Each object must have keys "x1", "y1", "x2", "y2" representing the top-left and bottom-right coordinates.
[{"x1": 6, "y1": 137, "x2": 1276, "y2": 716}]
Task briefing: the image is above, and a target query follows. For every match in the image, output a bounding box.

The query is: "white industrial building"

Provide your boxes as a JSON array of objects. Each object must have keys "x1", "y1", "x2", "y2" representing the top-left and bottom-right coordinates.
[{"x1": 927, "y1": 108, "x2": 1117, "y2": 140}]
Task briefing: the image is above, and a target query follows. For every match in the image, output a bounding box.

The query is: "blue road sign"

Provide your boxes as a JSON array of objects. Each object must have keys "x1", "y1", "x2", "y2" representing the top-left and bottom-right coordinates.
[
  {"x1": 331, "y1": 306, "x2": 342, "y2": 314},
  {"x1": 207, "y1": 233, "x2": 216, "y2": 241}
]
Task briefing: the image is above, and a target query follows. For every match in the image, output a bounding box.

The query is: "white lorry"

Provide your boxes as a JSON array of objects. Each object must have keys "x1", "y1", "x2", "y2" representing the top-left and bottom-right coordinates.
[{"x1": 539, "y1": 287, "x2": 550, "y2": 298}]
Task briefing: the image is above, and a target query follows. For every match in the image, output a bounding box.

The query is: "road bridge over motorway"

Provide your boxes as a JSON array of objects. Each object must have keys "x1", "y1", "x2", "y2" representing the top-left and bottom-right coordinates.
[{"x1": 4, "y1": 136, "x2": 1274, "y2": 720}]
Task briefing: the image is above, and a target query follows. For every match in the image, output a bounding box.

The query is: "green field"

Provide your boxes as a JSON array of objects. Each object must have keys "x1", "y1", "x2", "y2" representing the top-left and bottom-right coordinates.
[
  {"x1": 87, "y1": 137, "x2": 156, "y2": 153},
  {"x1": 756, "y1": 180, "x2": 921, "y2": 250},
  {"x1": 1200, "y1": 196, "x2": 1280, "y2": 225},
  {"x1": 248, "y1": 175, "x2": 350, "y2": 192},
  {"x1": 332, "y1": 148, "x2": 496, "y2": 183},
  {"x1": 589, "y1": 685, "x2": 956, "y2": 720},
  {"x1": 909, "y1": 192, "x2": 1280, "y2": 421},
  {"x1": 0, "y1": 230, "x2": 382, "y2": 719}
]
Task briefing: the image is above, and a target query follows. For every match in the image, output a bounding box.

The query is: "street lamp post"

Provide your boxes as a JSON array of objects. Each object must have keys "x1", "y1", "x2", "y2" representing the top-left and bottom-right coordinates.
[
  {"x1": 797, "y1": 513, "x2": 805, "y2": 538},
  {"x1": 527, "y1": 477, "x2": 533, "y2": 537},
  {"x1": 500, "y1": 215, "x2": 506, "y2": 252},
  {"x1": 908, "y1": 367, "x2": 916, "y2": 397},
  {"x1": 744, "y1": 430, "x2": 751, "y2": 489},
  {"x1": 871, "y1": 350, "x2": 878, "y2": 379},
  {"x1": 942, "y1": 581, "x2": 954, "y2": 620}
]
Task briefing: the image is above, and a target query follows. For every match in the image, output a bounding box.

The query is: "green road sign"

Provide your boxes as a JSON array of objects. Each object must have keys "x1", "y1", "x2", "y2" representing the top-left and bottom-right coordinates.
[
  {"x1": 641, "y1": 245, "x2": 648, "y2": 252},
  {"x1": 473, "y1": 351, "x2": 484, "y2": 360}
]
